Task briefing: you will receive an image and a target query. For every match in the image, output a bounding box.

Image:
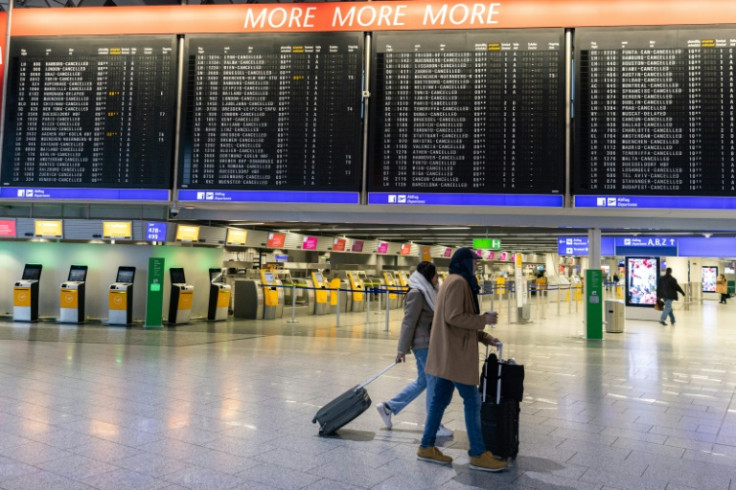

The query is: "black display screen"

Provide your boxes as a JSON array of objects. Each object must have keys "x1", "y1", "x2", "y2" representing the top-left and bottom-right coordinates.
[
  {"x1": 170, "y1": 268, "x2": 185, "y2": 284},
  {"x1": 116, "y1": 267, "x2": 135, "y2": 284},
  {"x1": 179, "y1": 33, "x2": 364, "y2": 191},
  {"x1": 575, "y1": 26, "x2": 736, "y2": 196},
  {"x1": 1, "y1": 36, "x2": 178, "y2": 189},
  {"x1": 22, "y1": 264, "x2": 42, "y2": 281},
  {"x1": 368, "y1": 30, "x2": 565, "y2": 194},
  {"x1": 68, "y1": 266, "x2": 88, "y2": 282}
]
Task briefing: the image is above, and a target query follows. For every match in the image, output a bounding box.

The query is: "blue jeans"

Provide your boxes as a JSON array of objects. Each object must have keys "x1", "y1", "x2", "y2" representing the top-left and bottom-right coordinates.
[
  {"x1": 420, "y1": 375, "x2": 486, "y2": 457},
  {"x1": 660, "y1": 299, "x2": 675, "y2": 323},
  {"x1": 387, "y1": 348, "x2": 432, "y2": 414}
]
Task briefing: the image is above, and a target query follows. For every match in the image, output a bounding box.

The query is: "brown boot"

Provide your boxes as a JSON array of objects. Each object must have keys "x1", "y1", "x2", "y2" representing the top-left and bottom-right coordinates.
[
  {"x1": 417, "y1": 446, "x2": 452, "y2": 465},
  {"x1": 469, "y1": 451, "x2": 508, "y2": 472}
]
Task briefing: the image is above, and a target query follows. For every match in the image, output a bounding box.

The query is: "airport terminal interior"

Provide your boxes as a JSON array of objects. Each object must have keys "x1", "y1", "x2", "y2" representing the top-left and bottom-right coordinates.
[{"x1": 4, "y1": 0, "x2": 736, "y2": 488}]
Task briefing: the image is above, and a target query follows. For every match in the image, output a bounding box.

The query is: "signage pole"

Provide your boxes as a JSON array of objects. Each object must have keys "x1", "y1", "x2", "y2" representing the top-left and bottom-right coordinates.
[{"x1": 585, "y1": 228, "x2": 603, "y2": 339}]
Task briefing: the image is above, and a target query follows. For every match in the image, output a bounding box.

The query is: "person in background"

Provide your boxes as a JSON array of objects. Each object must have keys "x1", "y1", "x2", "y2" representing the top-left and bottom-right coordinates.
[
  {"x1": 376, "y1": 262, "x2": 452, "y2": 437},
  {"x1": 416, "y1": 248, "x2": 508, "y2": 473},
  {"x1": 657, "y1": 267, "x2": 685, "y2": 325},
  {"x1": 716, "y1": 273, "x2": 728, "y2": 304}
]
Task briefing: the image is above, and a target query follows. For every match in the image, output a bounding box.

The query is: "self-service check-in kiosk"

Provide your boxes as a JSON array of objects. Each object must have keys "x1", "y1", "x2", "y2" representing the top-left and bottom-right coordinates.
[
  {"x1": 168, "y1": 268, "x2": 194, "y2": 325},
  {"x1": 396, "y1": 271, "x2": 409, "y2": 291},
  {"x1": 13, "y1": 264, "x2": 42, "y2": 322},
  {"x1": 260, "y1": 270, "x2": 284, "y2": 319},
  {"x1": 108, "y1": 267, "x2": 135, "y2": 326},
  {"x1": 346, "y1": 271, "x2": 365, "y2": 312},
  {"x1": 59, "y1": 265, "x2": 88, "y2": 324},
  {"x1": 382, "y1": 271, "x2": 401, "y2": 309},
  {"x1": 208, "y1": 268, "x2": 231, "y2": 321},
  {"x1": 311, "y1": 271, "x2": 329, "y2": 315}
]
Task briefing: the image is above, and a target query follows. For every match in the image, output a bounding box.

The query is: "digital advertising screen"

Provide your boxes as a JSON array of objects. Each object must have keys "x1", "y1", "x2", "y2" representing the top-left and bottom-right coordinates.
[
  {"x1": 702, "y1": 266, "x2": 718, "y2": 293},
  {"x1": 1, "y1": 36, "x2": 177, "y2": 201},
  {"x1": 267, "y1": 233, "x2": 285, "y2": 248},
  {"x1": 302, "y1": 236, "x2": 318, "y2": 250},
  {"x1": 351, "y1": 240, "x2": 364, "y2": 252},
  {"x1": 176, "y1": 225, "x2": 200, "y2": 242},
  {"x1": 625, "y1": 256, "x2": 660, "y2": 307},
  {"x1": 377, "y1": 242, "x2": 389, "y2": 254},
  {"x1": 226, "y1": 229, "x2": 247, "y2": 245},
  {"x1": 333, "y1": 238, "x2": 346, "y2": 252}
]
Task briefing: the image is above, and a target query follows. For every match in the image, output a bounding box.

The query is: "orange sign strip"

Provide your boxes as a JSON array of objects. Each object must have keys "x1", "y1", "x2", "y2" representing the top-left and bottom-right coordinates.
[{"x1": 11, "y1": 1, "x2": 736, "y2": 36}]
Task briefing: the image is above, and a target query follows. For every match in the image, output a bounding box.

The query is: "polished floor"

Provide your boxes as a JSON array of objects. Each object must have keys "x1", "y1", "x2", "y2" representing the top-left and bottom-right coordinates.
[{"x1": 0, "y1": 294, "x2": 735, "y2": 489}]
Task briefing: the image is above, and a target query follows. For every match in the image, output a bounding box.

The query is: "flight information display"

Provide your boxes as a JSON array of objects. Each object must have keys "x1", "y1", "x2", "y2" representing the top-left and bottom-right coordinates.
[
  {"x1": 178, "y1": 33, "x2": 363, "y2": 200},
  {"x1": 368, "y1": 30, "x2": 565, "y2": 205},
  {"x1": 1, "y1": 36, "x2": 177, "y2": 198},
  {"x1": 575, "y1": 27, "x2": 736, "y2": 207}
]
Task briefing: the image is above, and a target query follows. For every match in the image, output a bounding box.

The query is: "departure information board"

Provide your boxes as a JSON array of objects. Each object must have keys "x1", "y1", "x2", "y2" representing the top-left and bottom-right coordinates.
[
  {"x1": 1, "y1": 36, "x2": 177, "y2": 200},
  {"x1": 575, "y1": 27, "x2": 736, "y2": 209},
  {"x1": 368, "y1": 30, "x2": 565, "y2": 207},
  {"x1": 178, "y1": 33, "x2": 363, "y2": 204}
]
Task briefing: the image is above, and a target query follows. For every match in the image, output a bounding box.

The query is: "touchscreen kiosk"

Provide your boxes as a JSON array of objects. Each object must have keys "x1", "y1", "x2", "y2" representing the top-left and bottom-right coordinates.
[
  {"x1": 109, "y1": 266, "x2": 135, "y2": 325},
  {"x1": 346, "y1": 271, "x2": 364, "y2": 312},
  {"x1": 259, "y1": 269, "x2": 284, "y2": 320},
  {"x1": 208, "y1": 268, "x2": 231, "y2": 321},
  {"x1": 14, "y1": 264, "x2": 42, "y2": 322},
  {"x1": 60, "y1": 265, "x2": 88, "y2": 324},
  {"x1": 168, "y1": 268, "x2": 194, "y2": 325},
  {"x1": 382, "y1": 271, "x2": 400, "y2": 309},
  {"x1": 311, "y1": 271, "x2": 329, "y2": 315}
]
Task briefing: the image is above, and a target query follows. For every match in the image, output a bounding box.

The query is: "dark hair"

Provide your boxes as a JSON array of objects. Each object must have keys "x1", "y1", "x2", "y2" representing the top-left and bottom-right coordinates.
[
  {"x1": 666, "y1": 267, "x2": 672, "y2": 275},
  {"x1": 416, "y1": 261, "x2": 436, "y2": 283}
]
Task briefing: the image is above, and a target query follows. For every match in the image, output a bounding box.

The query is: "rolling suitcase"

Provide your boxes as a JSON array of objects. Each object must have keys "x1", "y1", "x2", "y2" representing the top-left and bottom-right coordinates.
[
  {"x1": 480, "y1": 344, "x2": 524, "y2": 459},
  {"x1": 312, "y1": 362, "x2": 395, "y2": 436}
]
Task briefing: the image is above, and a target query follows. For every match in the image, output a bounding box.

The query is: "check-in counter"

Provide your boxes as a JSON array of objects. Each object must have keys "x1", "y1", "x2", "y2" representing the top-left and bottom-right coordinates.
[
  {"x1": 346, "y1": 272, "x2": 365, "y2": 312},
  {"x1": 311, "y1": 271, "x2": 329, "y2": 315},
  {"x1": 108, "y1": 267, "x2": 135, "y2": 326},
  {"x1": 208, "y1": 268, "x2": 231, "y2": 321},
  {"x1": 168, "y1": 268, "x2": 194, "y2": 325},
  {"x1": 382, "y1": 271, "x2": 401, "y2": 309},
  {"x1": 260, "y1": 270, "x2": 284, "y2": 320}
]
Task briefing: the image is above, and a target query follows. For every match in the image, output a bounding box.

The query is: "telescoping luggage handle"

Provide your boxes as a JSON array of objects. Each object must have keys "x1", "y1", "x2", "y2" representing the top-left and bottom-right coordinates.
[
  {"x1": 356, "y1": 362, "x2": 397, "y2": 390},
  {"x1": 482, "y1": 343, "x2": 503, "y2": 405}
]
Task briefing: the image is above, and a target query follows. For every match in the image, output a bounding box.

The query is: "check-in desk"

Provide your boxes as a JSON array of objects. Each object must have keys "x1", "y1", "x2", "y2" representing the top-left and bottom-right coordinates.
[
  {"x1": 328, "y1": 277, "x2": 349, "y2": 313},
  {"x1": 346, "y1": 272, "x2": 365, "y2": 312},
  {"x1": 108, "y1": 267, "x2": 135, "y2": 326},
  {"x1": 59, "y1": 265, "x2": 88, "y2": 324},
  {"x1": 208, "y1": 268, "x2": 231, "y2": 321},
  {"x1": 311, "y1": 271, "x2": 329, "y2": 315},
  {"x1": 260, "y1": 270, "x2": 284, "y2": 319},
  {"x1": 13, "y1": 264, "x2": 43, "y2": 322},
  {"x1": 234, "y1": 279, "x2": 262, "y2": 319},
  {"x1": 168, "y1": 268, "x2": 194, "y2": 325}
]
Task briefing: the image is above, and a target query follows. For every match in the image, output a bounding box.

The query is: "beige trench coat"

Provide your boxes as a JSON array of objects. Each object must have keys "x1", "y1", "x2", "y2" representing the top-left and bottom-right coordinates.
[{"x1": 425, "y1": 274, "x2": 492, "y2": 386}]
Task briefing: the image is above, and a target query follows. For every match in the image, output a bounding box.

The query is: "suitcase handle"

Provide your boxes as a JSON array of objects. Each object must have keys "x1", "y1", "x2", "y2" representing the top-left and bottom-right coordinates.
[
  {"x1": 357, "y1": 362, "x2": 397, "y2": 390},
  {"x1": 482, "y1": 343, "x2": 503, "y2": 404}
]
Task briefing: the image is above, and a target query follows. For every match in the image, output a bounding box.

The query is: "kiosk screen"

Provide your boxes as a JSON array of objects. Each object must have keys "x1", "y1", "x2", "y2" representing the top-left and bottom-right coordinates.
[
  {"x1": 209, "y1": 268, "x2": 222, "y2": 283},
  {"x1": 68, "y1": 266, "x2": 88, "y2": 282},
  {"x1": 264, "y1": 272, "x2": 274, "y2": 283},
  {"x1": 170, "y1": 268, "x2": 186, "y2": 284},
  {"x1": 22, "y1": 264, "x2": 42, "y2": 281},
  {"x1": 313, "y1": 273, "x2": 323, "y2": 283},
  {"x1": 116, "y1": 268, "x2": 136, "y2": 284}
]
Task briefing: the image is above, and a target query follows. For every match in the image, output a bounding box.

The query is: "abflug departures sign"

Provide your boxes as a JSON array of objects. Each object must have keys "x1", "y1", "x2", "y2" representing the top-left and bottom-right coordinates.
[
  {"x1": 0, "y1": 36, "x2": 178, "y2": 201},
  {"x1": 367, "y1": 29, "x2": 565, "y2": 207},
  {"x1": 574, "y1": 26, "x2": 736, "y2": 209},
  {"x1": 177, "y1": 33, "x2": 364, "y2": 204}
]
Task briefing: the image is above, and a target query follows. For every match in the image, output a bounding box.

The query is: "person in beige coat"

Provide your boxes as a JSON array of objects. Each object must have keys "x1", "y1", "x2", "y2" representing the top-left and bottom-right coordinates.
[
  {"x1": 417, "y1": 247, "x2": 508, "y2": 472},
  {"x1": 716, "y1": 274, "x2": 728, "y2": 304}
]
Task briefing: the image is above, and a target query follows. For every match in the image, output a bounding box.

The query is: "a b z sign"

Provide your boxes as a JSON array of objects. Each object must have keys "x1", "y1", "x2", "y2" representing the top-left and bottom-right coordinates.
[{"x1": 243, "y1": 3, "x2": 501, "y2": 31}]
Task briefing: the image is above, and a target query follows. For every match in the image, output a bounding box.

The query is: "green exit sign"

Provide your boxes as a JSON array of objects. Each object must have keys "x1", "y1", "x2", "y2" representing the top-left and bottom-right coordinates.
[{"x1": 473, "y1": 238, "x2": 502, "y2": 249}]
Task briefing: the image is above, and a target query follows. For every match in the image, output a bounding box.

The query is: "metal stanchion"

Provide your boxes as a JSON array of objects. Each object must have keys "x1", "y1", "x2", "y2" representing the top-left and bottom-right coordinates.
[
  {"x1": 366, "y1": 287, "x2": 371, "y2": 323},
  {"x1": 556, "y1": 285, "x2": 560, "y2": 316},
  {"x1": 288, "y1": 284, "x2": 298, "y2": 323},
  {"x1": 567, "y1": 285, "x2": 572, "y2": 313},
  {"x1": 336, "y1": 288, "x2": 341, "y2": 327},
  {"x1": 508, "y1": 284, "x2": 513, "y2": 323},
  {"x1": 384, "y1": 289, "x2": 390, "y2": 332},
  {"x1": 490, "y1": 286, "x2": 495, "y2": 312},
  {"x1": 575, "y1": 285, "x2": 579, "y2": 313}
]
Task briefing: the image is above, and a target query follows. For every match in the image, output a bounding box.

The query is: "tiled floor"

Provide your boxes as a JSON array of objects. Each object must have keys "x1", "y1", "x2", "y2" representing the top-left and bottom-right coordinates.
[{"x1": 0, "y1": 294, "x2": 735, "y2": 489}]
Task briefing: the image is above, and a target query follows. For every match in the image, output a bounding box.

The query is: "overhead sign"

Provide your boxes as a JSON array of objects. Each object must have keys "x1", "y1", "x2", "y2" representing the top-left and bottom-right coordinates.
[
  {"x1": 333, "y1": 238, "x2": 346, "y2": 251},
  {"x1": 34, "y1": 220, "x2": 62, "y2": 238},
  {"x1": 267, "y1": 232, "x2": 285, "y2": 248},
  {"x1": 146, "y1": 222, "x2": 168, "y2": 242},
  {"x1": 302, "y1": 236, "x2": 318, "y2": 250},
  {"x1": 377, "y1": 242, "x2": 389, "y2": 254},
  {"x1": 400, "y1": 243, "x2": 412, "y2": 255},
  {"x1": 226, "y1": 228, "x2": 247, "y2": 245},
  {"x1": 421, "y1": 246, "x2": 432, "y2": 262},
  {"x1": 615, "y1": 237, "x2": 678, "y2": 256},
  {"x1": 0, "y1": 220, "x2": 16, "y2": 238},
  {"x1": 473, "y1": 238, "x2": 502, "y2": 249},
  {"x1": 558, "y1": 237, "x2": 589, "y2": 256},
  {"x1": 176, "y1": 225, "x2": 200, "y2": 242},
  {"x1": 102, "y1": 221, "x2": 132, "y2": 240},
  {"x1": 351, "y1": 240, "x2": 364, "y2": 252}
]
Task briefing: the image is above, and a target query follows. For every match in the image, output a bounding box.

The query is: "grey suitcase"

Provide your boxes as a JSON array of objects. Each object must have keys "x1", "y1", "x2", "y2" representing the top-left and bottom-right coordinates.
[{"x1": 312, "y1": 362, "x2": 395, "y2": 436}]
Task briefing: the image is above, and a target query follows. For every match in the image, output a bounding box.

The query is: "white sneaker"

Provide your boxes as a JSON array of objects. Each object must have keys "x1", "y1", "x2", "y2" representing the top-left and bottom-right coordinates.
[
  {"x1": 376, "y1": 402, "x2": 392, "y2": 429},
  {"x1": 436, "y1": 424, "x2": 453, "y2": 437}
]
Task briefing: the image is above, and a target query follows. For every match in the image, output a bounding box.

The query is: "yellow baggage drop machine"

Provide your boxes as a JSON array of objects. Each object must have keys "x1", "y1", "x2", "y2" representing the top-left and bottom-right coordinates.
[
  {"x1": 208, "y1": 268, "x2": 231, "y2": 321},
  {"x1": 167, "y1": 268, "x2": 194, "y2": 325},
  {"x1": 59, "y1": 265, "x2": 88, "y2": 324},
  {"x1": 13, "y1": 264, "x2": 43, "y2": 322},
  {"x1": 346, "y1": 271, "x2": 365, "y2": 312},
  {"x1": 382, "y1": 271, "x2": 401, "y2": 309},
  {"x1": 108, "y1": 267, "x2": 135, "y2": 326},
  {"x1": 260, "y1": 269, "x2": 284, "y2": 319},
  {"x1": 311, "y1": 271, "x2": 329, "y2": 315}
]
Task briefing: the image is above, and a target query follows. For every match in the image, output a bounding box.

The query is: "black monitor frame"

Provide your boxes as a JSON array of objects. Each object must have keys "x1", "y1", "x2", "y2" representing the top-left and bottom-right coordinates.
[
  {"x1": 68, "y1": 265, "x2": 88, "y2": 282},
  {"x1": 22, "y1": 264, "x2": 42, "y2": 281},
  {"x1": 209, "y1": 268, "x2": 223, "y2": 283},
  {"x1": 170, "y1": 267, "x2": 186, "y2": 284},
  {"x1": 116, "y1": 266, "x2": 136, "y2": 284}
]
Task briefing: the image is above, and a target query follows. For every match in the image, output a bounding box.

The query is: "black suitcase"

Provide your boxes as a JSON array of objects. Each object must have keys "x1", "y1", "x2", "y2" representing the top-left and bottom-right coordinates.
[
  {"x1": 312, "y1": 362, "x2": 395, "y2": 436},
  {"x1": 480, "y1": 345, "x2": 524, "y2": 459}
]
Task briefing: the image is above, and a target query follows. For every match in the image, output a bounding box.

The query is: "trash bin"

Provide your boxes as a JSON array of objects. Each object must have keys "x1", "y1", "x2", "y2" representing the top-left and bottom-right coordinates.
[{"x1": 605, "y1": 299, "x2": 625, "y2": 333}]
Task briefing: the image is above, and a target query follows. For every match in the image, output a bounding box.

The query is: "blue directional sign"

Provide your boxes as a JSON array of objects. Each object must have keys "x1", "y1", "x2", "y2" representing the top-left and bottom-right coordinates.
[{"x1": 145, "y1": 222, "x2": 168, "y2": 242}]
